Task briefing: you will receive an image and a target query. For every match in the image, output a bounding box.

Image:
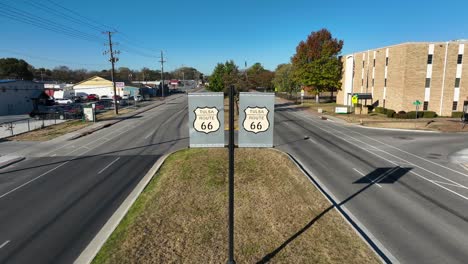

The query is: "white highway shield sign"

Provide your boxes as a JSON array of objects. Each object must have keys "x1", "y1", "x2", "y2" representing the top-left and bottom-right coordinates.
[
  {"x1": 193, "y1": 107, "x2": 220, "y2": 134},
  {"x1": 243, "y1": 107, "x2": 269, "y2": 134}
]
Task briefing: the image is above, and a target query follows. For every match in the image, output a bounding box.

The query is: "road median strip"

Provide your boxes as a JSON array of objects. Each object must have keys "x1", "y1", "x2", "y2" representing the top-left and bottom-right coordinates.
[{"x1": 82, "y1": 148, "x2": 381, "y2": 264}]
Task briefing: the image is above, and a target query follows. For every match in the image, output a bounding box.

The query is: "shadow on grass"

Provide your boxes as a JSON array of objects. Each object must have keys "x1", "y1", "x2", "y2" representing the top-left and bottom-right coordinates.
[{"x1": 257, "y1": 166, "x2": 411, "y2": 264}]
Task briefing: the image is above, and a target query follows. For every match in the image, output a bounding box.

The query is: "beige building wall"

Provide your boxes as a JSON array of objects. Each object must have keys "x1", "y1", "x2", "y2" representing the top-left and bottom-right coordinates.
[{"x1": 338, "y1": 41, "x2": 468, "y2": 116}]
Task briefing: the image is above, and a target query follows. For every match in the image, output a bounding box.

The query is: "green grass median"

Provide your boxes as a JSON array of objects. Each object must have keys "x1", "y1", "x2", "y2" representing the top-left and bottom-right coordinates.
[{"x1": 93, "y1": 148, "x2": 379, "y2": 263}]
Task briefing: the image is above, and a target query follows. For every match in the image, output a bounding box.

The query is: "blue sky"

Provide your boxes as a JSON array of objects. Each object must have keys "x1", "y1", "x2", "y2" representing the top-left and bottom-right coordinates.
[{"x1": 1, "y1": 0, "x2": 467, "y2": 75}]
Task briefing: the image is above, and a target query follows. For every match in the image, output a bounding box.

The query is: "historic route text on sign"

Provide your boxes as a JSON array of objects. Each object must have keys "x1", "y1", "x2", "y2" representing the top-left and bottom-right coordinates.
[
  {"x1": 193, "y1": 107, "x2": 220, "y2": 134},
  {"x1": 243, "y1": 107, "x2": 270, "y2": 134}
]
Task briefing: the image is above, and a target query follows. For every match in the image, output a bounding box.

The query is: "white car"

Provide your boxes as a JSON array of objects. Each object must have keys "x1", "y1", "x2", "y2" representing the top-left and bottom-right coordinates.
[
  {"x1": 135, "y1": 95, "x2": 143, "y2": 101},
  {"x1": 55, "y1": 98, "x2": 73, "y2": 104},
  {"x1": 122, "y1": 94, "x2": 129, "y2": 100}
]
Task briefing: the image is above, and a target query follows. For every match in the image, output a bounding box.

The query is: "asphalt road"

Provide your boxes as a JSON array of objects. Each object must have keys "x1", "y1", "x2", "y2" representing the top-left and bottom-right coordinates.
[
  {"x1": 274, "y1": 101, "x2": 468, "y2": 263},
  {"x1": 0, "y1": 93, "x2": 189, "y2": 263}
]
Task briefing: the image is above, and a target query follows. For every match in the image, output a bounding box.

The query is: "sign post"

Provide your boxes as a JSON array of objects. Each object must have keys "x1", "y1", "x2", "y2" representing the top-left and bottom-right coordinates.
[
  {"x1": 413, "y1": 100, "x2": 422, "y2": 119},
  {"x1": 352, "y1": 94, "x2": 358, "y2": 113},
  {"x1": 188, "y1": 90, "x2": 275, "y2": 263},
  {"x1": 227, "y1": 85, "x2": 235, "y2": 264}
]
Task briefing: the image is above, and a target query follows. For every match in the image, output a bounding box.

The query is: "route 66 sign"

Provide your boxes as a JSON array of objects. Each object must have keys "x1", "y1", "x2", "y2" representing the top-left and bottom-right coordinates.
[
  {"x1": 194, "y1": 107, "x2": 220, "y2": 133},
  {"x1": 239, "y1": 93, "x2": 275, "y2": 148},
  {"x1": 188, "y1": 93, "x2": 224, "y2": 148},
  {"x1": 243, "y1": 107, "x2": 269, "y2": 133}
]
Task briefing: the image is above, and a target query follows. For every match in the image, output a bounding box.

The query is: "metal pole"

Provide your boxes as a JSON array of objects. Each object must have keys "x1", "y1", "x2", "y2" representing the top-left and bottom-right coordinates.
[
  {"x1": 28, "y1": 119, "x2": 30, "y2": 131},
  {"x1": 227, "y1": 85, "x2": 236, "y2": 264}
]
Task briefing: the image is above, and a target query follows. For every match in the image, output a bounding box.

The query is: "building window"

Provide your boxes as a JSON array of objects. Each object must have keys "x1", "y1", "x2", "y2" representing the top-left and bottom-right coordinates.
[
  {"x1": 453, "y1": 101, "x2": 458, "y2": 111},
  {"x1": 372, "y1": 79, "x2": 374, "y2": 86},
  {"x1": 362, "y1": 61, "x2": 365, "y2": 68},
  {"x1": 384, "y1": 78, "x2": 387, "y2": 87},
  {"x1": 455, "y1": 78, "x2": 461, "y2": 88},
  {"x1": 423, "y1": 101, "x2": 429, "y2": 110},
  {"x1": 425, "y1": 78, "x2": 431, "y2": 88},
  {"x1": 362, "y1": 79, "x2": 364, "y2": 86},
  {"x1": 373, "y1": 59, "x2": 375, "y2": 67},
  {"x1": 458, "y1": 54, "x2": 463, "y2": 64},
  {"x1": 427, "y1": 54, "x2": 433, "y2": 64},
  {"x1": 386, "y1": 57, "x2": 389, "y2": 66}
]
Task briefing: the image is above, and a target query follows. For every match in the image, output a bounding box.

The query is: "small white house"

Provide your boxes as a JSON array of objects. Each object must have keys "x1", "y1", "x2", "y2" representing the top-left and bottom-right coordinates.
[{"x1": 0, "y1": 80, "x2": 45, "y2": 115}]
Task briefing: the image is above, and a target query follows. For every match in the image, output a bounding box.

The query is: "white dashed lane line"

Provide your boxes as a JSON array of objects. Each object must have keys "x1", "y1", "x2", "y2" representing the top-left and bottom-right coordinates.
[{"x1": 0, "y1": 240, "x2": 10, "y2": 249}]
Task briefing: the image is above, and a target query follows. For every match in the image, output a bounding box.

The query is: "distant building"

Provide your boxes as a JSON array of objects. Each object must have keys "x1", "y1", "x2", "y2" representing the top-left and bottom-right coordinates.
[
  {"x1": 0, "y1": 80, "x2": 46, "y2": 115},
  {"x1": 73, "y1": 76, "x2": 123, "y2": 98},
  {"x1": 337, "y1": 40, "x2": 468, "y2": 116}
]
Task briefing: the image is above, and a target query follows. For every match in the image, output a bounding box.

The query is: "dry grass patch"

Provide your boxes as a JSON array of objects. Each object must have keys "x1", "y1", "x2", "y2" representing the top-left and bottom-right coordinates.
[
  {"x1": 93, "y1": 148, "x2": 379, "y2": 264},
  {"x1": 9, "y1": 120, "x2": 91, "y2": 141}
]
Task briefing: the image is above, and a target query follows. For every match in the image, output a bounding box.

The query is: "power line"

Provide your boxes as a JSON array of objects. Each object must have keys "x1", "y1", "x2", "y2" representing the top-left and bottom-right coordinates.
[
  {"x1": 0, "y1": 49, "x2": 108, "y2": 67},
  {"x1": 0, "y1": 3, "x2": 104, "y2": 43},
  {"x1": 23, "y1": 0, "x2": 105, "y2": 32},
  {"x1": 44, "y1": 0, "x2": 112, "y2": 31}
]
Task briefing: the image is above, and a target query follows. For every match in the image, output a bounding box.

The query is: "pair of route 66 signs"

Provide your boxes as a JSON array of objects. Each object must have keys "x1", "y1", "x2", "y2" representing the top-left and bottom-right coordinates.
[{"x1": 188, "y1": 92, "x2": 274, "y2": 148}]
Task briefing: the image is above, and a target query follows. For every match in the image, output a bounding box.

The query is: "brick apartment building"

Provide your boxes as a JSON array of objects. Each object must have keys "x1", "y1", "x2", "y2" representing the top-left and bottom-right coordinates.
[{"x1": 337, "y1": 40, "x2": 468, "y2": 116}]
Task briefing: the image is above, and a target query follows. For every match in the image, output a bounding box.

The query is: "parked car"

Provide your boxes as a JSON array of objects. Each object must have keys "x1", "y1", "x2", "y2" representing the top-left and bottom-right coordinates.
[
  {"x1": 113, "y1": 95, "x2": 122, "y2": 100},
  {"x1": 100, "y1": 95, "x2": 111, "y2": 100},
  {"x1": 122, "y1": 94, "x2": 129, "y2": 100},
  {"x1": 87, "y1": 94, "x2": 99, "y2": 101},
  {"x1": 135, "y1": 95, "x2": 143, "y2": 101},
  {"x1": 55, "y1": 98, "x2": 73, "y2": 105}
]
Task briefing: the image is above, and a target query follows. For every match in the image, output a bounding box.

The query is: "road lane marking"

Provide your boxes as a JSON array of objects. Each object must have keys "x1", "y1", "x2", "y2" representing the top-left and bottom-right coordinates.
[
  {"x1": 288, "y1": 110, "x2": 468, "y2": 201},
  {"x1": 353, "y1": 168, "x2": 382, "y2": 187},
  {"x1": 292, "y1": 111, "x2": 468, "y2": 187},
  {"x1": 431, "y1": 180, "x2": 468, "y2": 189},
  {"x1": 0, "y1": 161, "x2": 70, "y2": 199},
  {"x1": 0, "y1": 100, "x2": 188, "y2": 199},
  {"x1": 144, "y1": 132, "x2": 153, "y2": 139},
  {"x1": 98, "y1": 157, "x2": 121, "y2": 174},
  {"x1": 0, "y1": 240, "x2": 10, "y2": 249},
  {"x1": 301, "y1": 111, "x2": 468, "y2": 179}
]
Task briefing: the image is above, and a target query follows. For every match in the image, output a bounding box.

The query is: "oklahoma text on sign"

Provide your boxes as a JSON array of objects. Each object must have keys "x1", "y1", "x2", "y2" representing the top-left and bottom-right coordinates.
[
  {"x1": 238, "y1": 92, "x2": 275, "y2": 148},
  {"x1": 188, "y1": 92, "x2": 224, "y2": 148}
]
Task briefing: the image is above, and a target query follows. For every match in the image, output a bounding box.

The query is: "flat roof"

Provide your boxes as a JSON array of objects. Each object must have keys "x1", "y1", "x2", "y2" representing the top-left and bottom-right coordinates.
[{"x1": 345, "y1": 40, "x2": 468, "y2": 56}]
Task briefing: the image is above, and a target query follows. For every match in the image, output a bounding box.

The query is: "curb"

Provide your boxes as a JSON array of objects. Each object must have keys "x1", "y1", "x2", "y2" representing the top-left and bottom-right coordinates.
[
  {"x1": 0, "y1": 156, "x2": 25, "y2": 169},
  {"x1": 74, "y1": 150, "x2": 177, "y2": 264},
  {"x1": 69, "y1": 97, "x2": 179, "y2": 141},
  {"x1": 282, "y1": 150, "x2": 398, "y2": 264},
  {"x1": 352, "y1": 124, "x2": 439, "y2": 133}
]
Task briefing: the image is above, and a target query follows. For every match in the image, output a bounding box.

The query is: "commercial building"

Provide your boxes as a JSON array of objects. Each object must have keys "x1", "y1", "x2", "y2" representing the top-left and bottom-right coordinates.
[
  {"x1": 337, "y1": 40, "x2": 468, "y2": 116},
  {"x1": 73, "y1": 76, "x2": 123, "y2": 98},
  {"x1": 0, "y1": 80, "x2": 46, "y2": 115}
]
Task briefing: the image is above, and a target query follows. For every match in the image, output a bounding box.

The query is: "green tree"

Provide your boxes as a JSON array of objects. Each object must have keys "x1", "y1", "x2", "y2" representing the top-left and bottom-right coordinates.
[
  {"x1": 245, "y1": 62, "x2": 274, "y2": 90},
  {"x1": 0, "y1": 58, "x2": 34, "y2": 80},
  {"x1": 273, "y1": 63, "x2": 296, "y2": 94},
  {"x1": 291, "y1": 28, "x2": 343, "y2": 102},
  {"x1": 207, "y1": 63, "x2": 225, "y2": 92}
]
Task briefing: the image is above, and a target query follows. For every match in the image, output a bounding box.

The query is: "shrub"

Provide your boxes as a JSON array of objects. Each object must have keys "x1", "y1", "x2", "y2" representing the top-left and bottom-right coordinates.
[
  {"x1": 395, "y1": 111, "x2": 407, "y2": 119},
  {"x1": 423, "y1": 111, "x2": 438, "y2": 118},
  {"x1": 452, "y1": 111, "x2": 464, "y2": 118},
  {"x1": 375, "y1": 107, "x2": 387, "y2": 114},
  {"x1": 407, "y1": 111, "x2": 424, "y2": 119},
  {"x1": 386, "y1": 109, "x2": 396, "y2": 118}
]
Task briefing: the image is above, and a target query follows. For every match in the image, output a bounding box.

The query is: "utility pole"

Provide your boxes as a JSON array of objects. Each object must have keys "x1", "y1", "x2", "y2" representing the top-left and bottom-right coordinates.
[
  {"x1": 103, "y1": 31, "x2": 120, "y2": 115},
  {"x1": 159, "y1": 50, "x2": 166, "y2": 99}
]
